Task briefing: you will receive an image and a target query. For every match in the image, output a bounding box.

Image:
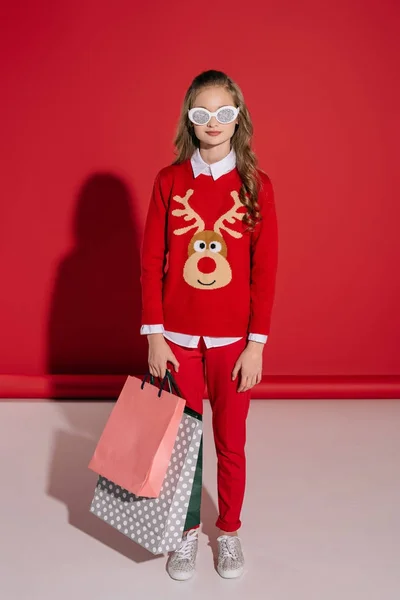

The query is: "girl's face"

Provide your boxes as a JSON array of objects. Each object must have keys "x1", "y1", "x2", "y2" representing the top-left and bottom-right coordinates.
[{"x1": 190, "y1": 86, "x2": 239, "y2": 149}]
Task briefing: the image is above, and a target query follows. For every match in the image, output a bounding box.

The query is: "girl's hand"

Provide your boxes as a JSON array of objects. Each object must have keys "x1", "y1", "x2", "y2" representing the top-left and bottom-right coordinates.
[
  {"x1": 232, "y1": 341, "x2": 264, "y2": 392},
  {"x1": 147, "y1": 334, "x2": 180, "y2": 379}
]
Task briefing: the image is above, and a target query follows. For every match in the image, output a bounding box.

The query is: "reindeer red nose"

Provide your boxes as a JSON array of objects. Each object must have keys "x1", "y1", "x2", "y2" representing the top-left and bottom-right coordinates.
[{"x1": 197, "y1": 256, "x2": 216, "y2": 274}]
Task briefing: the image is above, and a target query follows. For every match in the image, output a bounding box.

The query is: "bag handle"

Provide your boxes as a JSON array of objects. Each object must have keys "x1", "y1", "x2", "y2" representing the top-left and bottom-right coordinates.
[
  {"x1": 165, "y1": 369, "x2": 184, "y2": 398},
  {"x1": 140, "y1": 372, "x2": 155, "y2": 389},
  {"x1": 140, "y1": 369, "x2": 183, "y2": 399},
  {"x1": 141, "y1": 369, "x2": 202, "y2": 420},
  {"x1": 156, "y1": 371, "x2": 172, "y2": 398},
  {"x1": 140, "y1": 370, "x2": 174, "y2": 398}
]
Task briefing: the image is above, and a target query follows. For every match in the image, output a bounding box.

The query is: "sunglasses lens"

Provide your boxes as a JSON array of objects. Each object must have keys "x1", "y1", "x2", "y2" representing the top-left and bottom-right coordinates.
[
  {"x1": 217, "y1": 107, "x2": 236, "y2": 123},
  {"x1": 190, "y1": 109, "x2": 209, "y2": 125}
]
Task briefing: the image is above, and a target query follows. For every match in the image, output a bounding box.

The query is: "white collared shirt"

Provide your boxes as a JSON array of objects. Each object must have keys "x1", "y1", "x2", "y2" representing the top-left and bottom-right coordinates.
[
  {"x1": 190, "y1": 146, "x2": 237, "y2": 180},
  {"x1": 141, "y1": 148, "x2": 267, "y2": 348}
]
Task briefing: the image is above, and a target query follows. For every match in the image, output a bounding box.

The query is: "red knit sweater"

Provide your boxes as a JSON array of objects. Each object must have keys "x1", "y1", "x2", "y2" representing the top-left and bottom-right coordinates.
[{"x1": 140, "y1": 158, "x2": 278, "y2": 337}]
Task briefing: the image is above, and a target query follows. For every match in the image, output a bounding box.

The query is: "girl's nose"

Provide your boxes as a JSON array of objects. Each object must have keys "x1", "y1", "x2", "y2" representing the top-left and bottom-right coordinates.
[{"x1": 208, "y1": 116, "x2": 218, "y2": 127}]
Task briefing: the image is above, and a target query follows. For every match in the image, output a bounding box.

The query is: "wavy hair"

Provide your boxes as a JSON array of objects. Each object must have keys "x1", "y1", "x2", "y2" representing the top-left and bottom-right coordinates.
[{"x1": 172, "y1": 69, "x2": 263, "y2": 232}]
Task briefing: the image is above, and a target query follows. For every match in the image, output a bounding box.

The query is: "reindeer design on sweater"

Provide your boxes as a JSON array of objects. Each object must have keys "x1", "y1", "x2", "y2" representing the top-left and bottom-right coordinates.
[{"x1": 172, "y1": 188, "x2": 247, "y2": 290}]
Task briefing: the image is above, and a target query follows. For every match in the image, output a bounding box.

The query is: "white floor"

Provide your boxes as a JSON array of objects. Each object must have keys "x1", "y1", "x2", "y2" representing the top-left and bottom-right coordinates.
[{"x1": 1, "y1": 398, "x2": 400, "y2": 600}]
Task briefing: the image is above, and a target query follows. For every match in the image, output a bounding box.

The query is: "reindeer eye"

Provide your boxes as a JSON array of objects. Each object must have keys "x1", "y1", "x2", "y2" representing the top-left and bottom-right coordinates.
[
  {"x1": 209, "y1": 241, "x2": 222, "y2": 253},
  {"x1": 193, "y1": 240, "x2": 207, "y2": 252}
]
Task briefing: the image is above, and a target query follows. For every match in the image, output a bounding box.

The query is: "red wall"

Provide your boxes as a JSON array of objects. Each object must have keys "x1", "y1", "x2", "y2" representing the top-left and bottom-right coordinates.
[{"x1": 1, "y1": 1, "x2": 399, "y2": 397}]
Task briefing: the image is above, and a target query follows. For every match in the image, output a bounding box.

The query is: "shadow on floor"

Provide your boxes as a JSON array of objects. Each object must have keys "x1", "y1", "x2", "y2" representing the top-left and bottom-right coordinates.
[{"x1": 46, "y1": 402, "x2": 220, "y2": 565}]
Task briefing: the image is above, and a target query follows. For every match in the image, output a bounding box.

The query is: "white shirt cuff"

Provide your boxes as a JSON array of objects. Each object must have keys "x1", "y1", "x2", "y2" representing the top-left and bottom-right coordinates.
[
  {"x1": 248, "y1": 333, "x2": 268, "y2": 344},
  {"x1": 140, "y1": 324, "x2": 165, "y2": 335}
]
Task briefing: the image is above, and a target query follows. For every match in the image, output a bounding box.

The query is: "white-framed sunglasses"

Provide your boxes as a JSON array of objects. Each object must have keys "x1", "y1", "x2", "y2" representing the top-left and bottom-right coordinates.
[{"x1": 188, "y1": 105, "x2": 240, "y2": 126}]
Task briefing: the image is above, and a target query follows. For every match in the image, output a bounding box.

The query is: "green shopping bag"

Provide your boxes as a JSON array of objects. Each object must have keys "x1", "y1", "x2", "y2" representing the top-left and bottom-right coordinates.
[{"x1": 165, "y1": 370, "x2": 203, "y2": 531}]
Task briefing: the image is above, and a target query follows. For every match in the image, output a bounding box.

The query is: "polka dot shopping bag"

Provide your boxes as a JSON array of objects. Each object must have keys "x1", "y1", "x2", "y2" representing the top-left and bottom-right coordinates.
[{"x1": 89, "y1": 371, "x2": 203, "y2": 554}]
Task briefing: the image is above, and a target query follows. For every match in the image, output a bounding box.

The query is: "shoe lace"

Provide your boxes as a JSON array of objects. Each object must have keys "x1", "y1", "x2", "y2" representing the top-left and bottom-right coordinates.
[
  {"x1": 219, "y1": 536, "x2": 240, "y2": 560},
  {"x1": 175, "y1": 529, "x2": 198, "y2": 560}
]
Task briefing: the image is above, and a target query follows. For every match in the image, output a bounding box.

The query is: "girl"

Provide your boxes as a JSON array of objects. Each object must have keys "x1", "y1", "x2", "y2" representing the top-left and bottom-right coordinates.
[{"x1": 140, "y1": 69, "x2": 278, "y2": 580}]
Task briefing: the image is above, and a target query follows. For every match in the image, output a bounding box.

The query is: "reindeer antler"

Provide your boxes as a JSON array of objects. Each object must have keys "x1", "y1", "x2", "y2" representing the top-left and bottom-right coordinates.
[
  {"x1": 172, "y1": 189, "x2": 205, "y2": 236},
  {"x1": 214, "y1": 191, "x2": 245, "y2": 239}
]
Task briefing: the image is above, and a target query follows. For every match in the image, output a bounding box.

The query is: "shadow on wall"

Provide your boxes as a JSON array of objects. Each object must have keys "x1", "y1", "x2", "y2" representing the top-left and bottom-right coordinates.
[
  {"x1": 46, "y1": 173, "x2": 148, "y2": 396},
  {"x1": 44, "y1": 174, "x2": 222, "y2": 563}
]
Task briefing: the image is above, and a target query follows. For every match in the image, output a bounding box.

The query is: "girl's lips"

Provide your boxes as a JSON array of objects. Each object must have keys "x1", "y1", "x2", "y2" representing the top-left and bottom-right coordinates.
[{"x1": 206, "y1": 131, "x2": 222, "y2": 136}]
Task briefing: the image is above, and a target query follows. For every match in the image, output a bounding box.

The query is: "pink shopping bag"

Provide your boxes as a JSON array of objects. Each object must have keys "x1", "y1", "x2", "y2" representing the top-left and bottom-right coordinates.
[{"x1": 88, "y1": 374, "x2": 186, "y2": 498}]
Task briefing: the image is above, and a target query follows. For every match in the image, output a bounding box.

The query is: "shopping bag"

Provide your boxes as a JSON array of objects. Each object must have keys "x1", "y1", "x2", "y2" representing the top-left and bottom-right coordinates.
[
  {"x1": 88, "y1": 372, "x2": 186, "y2": 498},
  {"x1": 90, "y1": 383, "x2": 203, "y2": 554},
  {"x1": 182, "y1": 429, "x2": 203, "y2": 532},
  {"x1": 165, "y1": 370, "x2": 203, "y2": 533}
]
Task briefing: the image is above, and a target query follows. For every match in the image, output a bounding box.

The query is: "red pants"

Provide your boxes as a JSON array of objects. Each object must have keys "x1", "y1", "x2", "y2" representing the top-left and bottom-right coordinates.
[{"x1": 165, "y1": 336, "x2": 252, "y2": 532}]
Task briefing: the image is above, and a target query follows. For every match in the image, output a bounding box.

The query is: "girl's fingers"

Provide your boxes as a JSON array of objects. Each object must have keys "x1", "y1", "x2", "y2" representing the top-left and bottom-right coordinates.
[
  {"x1": 240, "y1": 373, "x2": 259, "y2": 392},
  {"x1": 168, "y1": 354, "x2": 180, "y2": 373},
  {"x1": 153, "y1": 366, "x2": 162, "y2": 379},
  {"x1": 239, "y1": 374, "x2": 250, "y2": 392},
  {"x1": 232, "y1": 360, "x2": 241, "y2": 381},
  {"x1": 237, "y1": 374, "x2": 243, "y2": 392}
]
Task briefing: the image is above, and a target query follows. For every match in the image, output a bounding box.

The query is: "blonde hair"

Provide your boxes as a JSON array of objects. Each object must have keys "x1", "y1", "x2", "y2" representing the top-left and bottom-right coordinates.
[{"x1": 172, "y1": 69, "x2": 263, "y2": 231}]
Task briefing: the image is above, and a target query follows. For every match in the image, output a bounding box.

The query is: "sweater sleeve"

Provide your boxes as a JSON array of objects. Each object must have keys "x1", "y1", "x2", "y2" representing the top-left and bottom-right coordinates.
[
  {"x1": 248, "y1": 174, "x2": 279, "y2": 336},
  {"x1": 140, "y1": 169, "x2": 169, "y2": 326}
]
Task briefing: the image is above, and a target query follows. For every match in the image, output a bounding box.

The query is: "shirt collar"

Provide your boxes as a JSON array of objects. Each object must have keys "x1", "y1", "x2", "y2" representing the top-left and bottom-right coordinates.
[{"x1": 190, "y1": 147, "x2": 237, "y2": 180}]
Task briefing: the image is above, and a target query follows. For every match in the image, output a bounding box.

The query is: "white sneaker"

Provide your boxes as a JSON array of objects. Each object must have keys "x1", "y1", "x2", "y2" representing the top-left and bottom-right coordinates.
[
  {"x1": 166, "y1": 528, "x2": 199, "y2": 581},
  {"x1": 216, "y1": 535, "x2": 245, "y2": 579}
]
